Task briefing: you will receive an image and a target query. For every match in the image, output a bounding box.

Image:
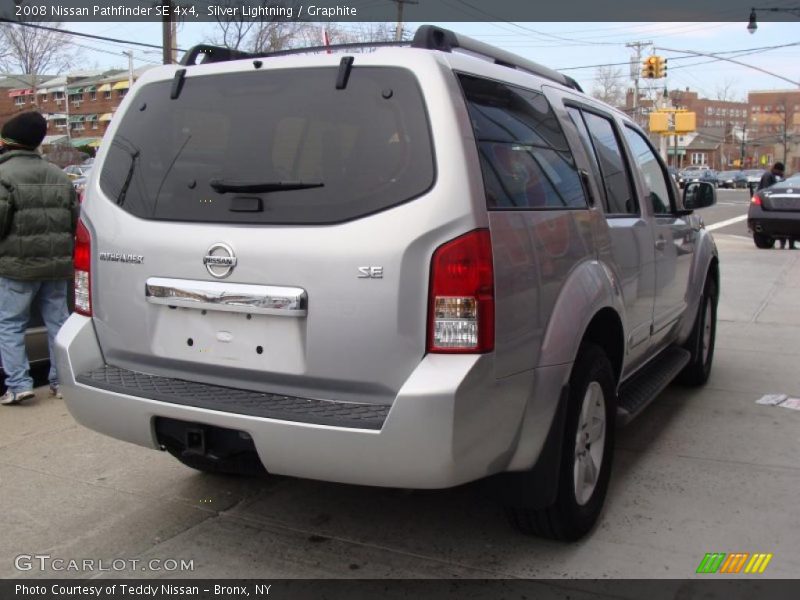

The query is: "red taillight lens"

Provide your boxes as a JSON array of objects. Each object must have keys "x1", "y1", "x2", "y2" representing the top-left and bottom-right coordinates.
[
  {"x1": 427, "y1": 229, "x2": 494, "y2": 353},
  {"x1": 74, "y1": 220, "x2": 92, "y2": 316},
  {"x1": 751, "y1": 194, "x2": 762, "y2": 206}
]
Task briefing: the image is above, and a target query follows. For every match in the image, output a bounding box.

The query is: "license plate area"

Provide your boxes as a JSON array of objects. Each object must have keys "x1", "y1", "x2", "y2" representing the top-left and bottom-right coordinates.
[{"x1": 148, "y1": 305, "x2": 306, "y2": 374}]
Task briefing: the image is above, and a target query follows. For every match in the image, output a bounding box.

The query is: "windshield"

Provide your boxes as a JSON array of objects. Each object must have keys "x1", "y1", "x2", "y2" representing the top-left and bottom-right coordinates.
[{"x1": 99, "y1": 66, "x2": 434, "y2": 224}]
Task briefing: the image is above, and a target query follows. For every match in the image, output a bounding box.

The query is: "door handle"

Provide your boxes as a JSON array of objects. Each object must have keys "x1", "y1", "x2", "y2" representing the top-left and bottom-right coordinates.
[{"x1": 655, "y1": 237, "x2": 667, "y2": 251}]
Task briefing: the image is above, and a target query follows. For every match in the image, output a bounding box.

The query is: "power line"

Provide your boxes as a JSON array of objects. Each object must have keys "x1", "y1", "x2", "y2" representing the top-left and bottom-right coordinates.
[{"x1": 0, "y1": 18, "x2": 184, "y2": 52}]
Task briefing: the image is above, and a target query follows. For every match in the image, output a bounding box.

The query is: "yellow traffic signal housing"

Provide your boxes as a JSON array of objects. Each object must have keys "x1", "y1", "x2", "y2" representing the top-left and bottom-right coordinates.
[
  {"x1": 658, "y1": 57, "x2": 668, "y2": 78},
  {"x1": 649, "y1": 111, "x2": 670, "y2": 133},
  {"x1": 642, "y1": 56, "x2": 658, "y2": 79},
  {"x1": 674, "y1": 111, "x2": 696, "y2": 133}
]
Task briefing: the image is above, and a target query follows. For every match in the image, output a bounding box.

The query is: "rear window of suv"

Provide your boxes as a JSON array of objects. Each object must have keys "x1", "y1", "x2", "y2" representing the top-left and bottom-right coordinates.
[{"x1": 99, "y1": 67, "x2": 434, "y2": 224}]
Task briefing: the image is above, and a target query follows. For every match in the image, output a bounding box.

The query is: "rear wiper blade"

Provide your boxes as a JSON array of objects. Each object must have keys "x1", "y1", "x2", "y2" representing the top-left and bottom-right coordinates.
[{"x1": 209, "y1": 180, "x2": 324, "y2": 194}]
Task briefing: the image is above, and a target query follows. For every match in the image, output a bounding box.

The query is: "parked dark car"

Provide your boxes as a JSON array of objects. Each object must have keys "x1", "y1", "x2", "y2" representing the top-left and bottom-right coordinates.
[
  {"x1": 748, "y1": 174, "x2": 800, "y2": 248},
  {"x1": 717, "y1": 170, "x2": 748, "y2": 189},
  {"x1": 678, "y1": 167, "x2": 718, "y2": 189}
]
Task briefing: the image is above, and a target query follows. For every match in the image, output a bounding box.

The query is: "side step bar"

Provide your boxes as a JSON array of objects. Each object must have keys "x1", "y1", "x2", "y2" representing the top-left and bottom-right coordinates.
[{"x1": 616, "y1": 347, "x2": 691, "y2": 426}]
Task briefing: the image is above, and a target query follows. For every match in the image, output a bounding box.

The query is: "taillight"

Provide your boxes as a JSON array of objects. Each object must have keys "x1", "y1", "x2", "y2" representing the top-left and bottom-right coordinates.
[
  {"x1": 74, "y1": 220, "x2": 92, "y2": 316},
  {"x1": 751, "y1": 194, "x2": 762, "y2": 206},
  {"x1": 427, "y1": 229, "x2": 494, "y2": 353}
]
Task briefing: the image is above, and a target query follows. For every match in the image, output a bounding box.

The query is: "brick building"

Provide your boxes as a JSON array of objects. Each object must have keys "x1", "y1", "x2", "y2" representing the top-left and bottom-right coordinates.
[
  {"x1": 747, "y1": 89, "x2": 800, "y2": 173},
  {"x1": 1, "y1": 67, "x2": 150, "y2": 156},
  {"x1": 626, "y1": 87, "x2": 750, "y2": 169}
]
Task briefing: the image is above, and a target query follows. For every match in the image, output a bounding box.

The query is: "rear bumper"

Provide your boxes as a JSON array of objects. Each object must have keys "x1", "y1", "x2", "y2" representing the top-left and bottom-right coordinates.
[
  {"x1": 748, "y1": 215, "x2": 800, "y2": 238},
  {"x1": 55, "y1": 314, "x2": 568, "y2": 489}
]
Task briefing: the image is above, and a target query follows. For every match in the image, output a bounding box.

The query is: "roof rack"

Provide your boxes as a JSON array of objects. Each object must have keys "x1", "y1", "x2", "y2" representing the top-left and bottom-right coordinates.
[
  {"x1": 411, "y1": 25, "x2": 583, "y2": 93},
  {"x1": 178, "y1": 26, "x2": 583, "y2": 93},
  {"x1": 180, "y1": 41, "x2": 407, "y2": 66}
]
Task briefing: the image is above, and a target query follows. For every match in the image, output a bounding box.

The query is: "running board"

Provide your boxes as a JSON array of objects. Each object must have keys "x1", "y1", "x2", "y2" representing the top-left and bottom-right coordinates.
[{"x1": 616, "y1": 347, "x2": 691, "y2": 426}]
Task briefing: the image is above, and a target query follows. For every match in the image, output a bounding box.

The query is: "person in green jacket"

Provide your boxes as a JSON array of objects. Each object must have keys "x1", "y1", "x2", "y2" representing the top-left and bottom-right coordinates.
[{"x1": 0, "y1": 112, "x2": 79, "y2": 405}]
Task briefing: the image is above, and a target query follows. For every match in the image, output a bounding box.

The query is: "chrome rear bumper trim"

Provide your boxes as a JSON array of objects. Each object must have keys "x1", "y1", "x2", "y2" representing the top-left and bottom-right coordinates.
[{"x1": 145, "y1": 277, "x2": 307, "y2": 316}]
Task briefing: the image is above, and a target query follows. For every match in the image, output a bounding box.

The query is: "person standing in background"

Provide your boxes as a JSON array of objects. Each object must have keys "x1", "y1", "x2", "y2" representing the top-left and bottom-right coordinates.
[{"x1": 0, "y1": 112, "x2": 79, "y2": 405}]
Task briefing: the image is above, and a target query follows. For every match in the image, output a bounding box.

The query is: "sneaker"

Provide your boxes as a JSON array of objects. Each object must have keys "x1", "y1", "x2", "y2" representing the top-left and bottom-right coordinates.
[
  {"x1": 0, "y1": 389, "x2": 35, "y2": 406},
  {"x1": 49, "y1": 384, "x2": 63, "y2": 399}
]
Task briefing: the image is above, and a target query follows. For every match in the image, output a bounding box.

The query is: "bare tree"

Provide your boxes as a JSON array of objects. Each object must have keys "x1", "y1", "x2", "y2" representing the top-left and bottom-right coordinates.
[
  {"x1": 0, "y1": 20, "x2": 74, "y2": 77},
  {"x1": 714, "y1": 78, "x2": 740, "y2": 103},
  {"x1": 591, "y1": 65, "x2": 625, "y2": 107},
  {"x1": 205, "y1": 0, "x2": 314, "y2": 53}
]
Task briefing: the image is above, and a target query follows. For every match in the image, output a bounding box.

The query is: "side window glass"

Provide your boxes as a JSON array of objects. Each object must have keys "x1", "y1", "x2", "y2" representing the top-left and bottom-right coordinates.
[
  {"x1": 582, "y1": 112, "x2": 637, "y2": 215},
  {"x1": 623, "y1": 126, "x2": 673, "y2": 215},
  {"x1": 458, "y1": 74, "x2": 587, "y2": 210},
  {"x1": 566, "y1": 106, "x2": 608, "y2": 212}
]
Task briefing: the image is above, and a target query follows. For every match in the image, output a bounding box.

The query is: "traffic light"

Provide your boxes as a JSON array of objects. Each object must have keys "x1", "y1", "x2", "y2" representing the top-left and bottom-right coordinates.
[
  {"x1": 641, "y1": 56, "x2": 667, "y2": 79},
  {"x1": 655, "y1": 57, "x2": 668, "y2": 79},
  {"x1": 642, "y1": 56, "x2": 658, "y2": 79}
]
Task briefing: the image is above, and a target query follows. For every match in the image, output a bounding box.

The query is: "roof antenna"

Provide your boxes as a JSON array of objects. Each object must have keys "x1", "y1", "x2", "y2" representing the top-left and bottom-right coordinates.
[{"x1": 335, "y1": 56, "x2": 354, "y2": 90}]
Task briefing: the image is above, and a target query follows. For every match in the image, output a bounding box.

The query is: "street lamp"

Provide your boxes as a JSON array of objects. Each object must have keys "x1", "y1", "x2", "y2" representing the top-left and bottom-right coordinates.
[{"x1": 747, "y1": 6, "x2": 800, "y2": 34}]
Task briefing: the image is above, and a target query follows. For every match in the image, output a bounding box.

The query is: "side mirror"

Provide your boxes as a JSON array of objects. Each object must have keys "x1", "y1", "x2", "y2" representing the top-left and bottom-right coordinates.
[{"x1": 683, "y1": 181, "x2": 716, "y2": 211}]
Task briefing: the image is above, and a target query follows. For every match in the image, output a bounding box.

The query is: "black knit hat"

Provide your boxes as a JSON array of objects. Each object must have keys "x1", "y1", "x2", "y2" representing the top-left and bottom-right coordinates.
[{"x1": 1, "y1": 111, "x2": 48, "y2": 149}]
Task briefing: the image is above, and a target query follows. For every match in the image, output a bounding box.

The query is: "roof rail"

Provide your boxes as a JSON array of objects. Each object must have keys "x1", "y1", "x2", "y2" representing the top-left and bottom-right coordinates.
[
  {"x1": 411, "y1": 25, "x2": 583, "y2": 93},
  {"x1": 180, "y1": 41, "x2": 408, "y2": 66},
  {"x1": 180, "y1": 45, "x2": 253, "y2": 66}
]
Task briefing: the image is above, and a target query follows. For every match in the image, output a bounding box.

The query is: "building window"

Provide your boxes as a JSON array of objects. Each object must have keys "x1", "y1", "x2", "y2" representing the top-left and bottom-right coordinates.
[
  {"x1": 92, "y1": 121, "x2": 98, "y2": 130},
  {"x1": 14, "y1": 97, "x2": 25, "y2": 106},
  {"x1": 90, "y1": 91, "x2": 96, "y2": 101},
  {"x1": 104, "y1": 91, "x2": 111, "y2": 100},
  {"x1": 117, "y1": 89, "x2": 127, "y2": 99}
]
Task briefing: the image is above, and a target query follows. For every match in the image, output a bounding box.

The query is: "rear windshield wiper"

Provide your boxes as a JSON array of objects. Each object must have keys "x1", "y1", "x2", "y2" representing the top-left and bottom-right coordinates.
[{"x1": 209, "y1": 180, "x2": 324, "y2": 194}]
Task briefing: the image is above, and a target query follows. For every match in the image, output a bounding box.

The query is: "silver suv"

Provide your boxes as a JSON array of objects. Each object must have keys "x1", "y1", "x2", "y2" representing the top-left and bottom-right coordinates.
[{"x1": 55, "y1": 26, "x2": 718, "y2": 540}]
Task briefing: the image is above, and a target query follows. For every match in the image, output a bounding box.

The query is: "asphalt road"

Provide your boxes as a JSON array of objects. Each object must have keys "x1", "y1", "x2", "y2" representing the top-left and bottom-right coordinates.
[
  {"x1": 2, "y1": 192, "x2": 799, "y2": 582},
  {"x1": 698, "y1": 188, "x2": 752, "y2": 238}
]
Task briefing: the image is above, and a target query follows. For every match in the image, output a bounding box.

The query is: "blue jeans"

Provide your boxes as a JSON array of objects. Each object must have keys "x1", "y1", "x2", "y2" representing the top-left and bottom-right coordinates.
[{"x1": 0, "y1": 277, "x2": 69, "y2": 392}]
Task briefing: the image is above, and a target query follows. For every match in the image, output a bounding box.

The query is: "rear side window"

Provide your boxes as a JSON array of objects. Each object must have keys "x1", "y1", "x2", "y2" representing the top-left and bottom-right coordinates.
[
  {"x1": 580, "y1": 111, "x2": 637, "y2": 215},
  {"x1": 458, "y1": 74, "x2": 587, "y2": 210},
  {"x1": 99, "y1": 67, "x2": 434, "y2": 224}
]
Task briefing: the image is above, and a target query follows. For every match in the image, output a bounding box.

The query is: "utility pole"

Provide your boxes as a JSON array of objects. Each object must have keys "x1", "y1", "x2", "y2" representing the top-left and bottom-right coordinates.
[
  {"x1": 161, "y1": 1, "x2": 174, "y2": 64},
  {"x1": 390, "y1": 0, "x2": 418, "y2": 41},
  {"x1": 122, "y1": 50, "x2": 134, "y2": 88},
  {"x1": 626, "y1": 40, "x2": 652, "y2": 127}
]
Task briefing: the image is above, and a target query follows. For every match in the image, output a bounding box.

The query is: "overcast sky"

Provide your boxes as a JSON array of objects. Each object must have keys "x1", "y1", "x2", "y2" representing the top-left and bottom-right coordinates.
[{"x1": 60, "y1": 20, "x2": 800, "y2": 100}]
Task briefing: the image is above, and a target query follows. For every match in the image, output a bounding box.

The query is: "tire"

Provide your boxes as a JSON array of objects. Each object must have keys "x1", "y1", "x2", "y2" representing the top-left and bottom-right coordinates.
[
  {"x1": 753, "y1": 233, "x2": 774, "y2": 249},
  {"x1": 678, "y1": 277, "x2": 718, "y2": 386},
  {"x1": 506, "y1": 343, "x2": 616, "y2": 541}
]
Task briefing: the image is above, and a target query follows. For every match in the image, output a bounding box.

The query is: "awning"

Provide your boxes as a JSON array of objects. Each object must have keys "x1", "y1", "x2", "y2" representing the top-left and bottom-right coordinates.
[
  {"x1": 98, "y1": 113, "x2": 114, "y2": 122},
  {"x1": 85, "y1": 114, "x2": 99, "y2": 121},
  {"x1": 84, "y1": 86, "x2": 97, "y2": 93},
  {"x1": 70, "y1": 137, "x2": 101, "y2": 147},
  {"x1": 69, "y1": 115, "x2": 85, "y2": 123},
  {"x1": 111, "y1": 80, "x2": 130, "y2": 91},
  {"x1": 46, "y1": 85, "x2": 65, "y2": 93},
  {"x1": 37, "y1": 89, "x2": 49, "y2": 95},
  {"x1": 45, "y1": 113, "x2": 67, "y2": 121},
  {"x1": 41, "y1": 135, "x2": 69, "y2": 146},
  {"x1": 8, "y1": 89, "x2": 33, "y2": 97},
  {"x1": 87, "y1": 139, "x2": 102, "y2": 148},
  {"x1": 97, "y1": 83, "x2": 112, "y2": 93},
  {"x1": 67, "y1": 87, "x2": 83, "y2": 94}
]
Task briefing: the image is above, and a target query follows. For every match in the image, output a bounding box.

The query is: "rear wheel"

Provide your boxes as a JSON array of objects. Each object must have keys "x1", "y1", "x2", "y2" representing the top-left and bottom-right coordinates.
[
  {"x1": 753, "y1": 233, "x2": 774, "y2": 249},
  {"x1": 506, "y1": 343, "x2": 616, "y2": 541},
  {"x1": 678, "y1": 276, "x2": 718, "y2": 386}
]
